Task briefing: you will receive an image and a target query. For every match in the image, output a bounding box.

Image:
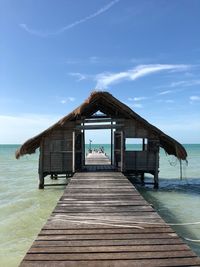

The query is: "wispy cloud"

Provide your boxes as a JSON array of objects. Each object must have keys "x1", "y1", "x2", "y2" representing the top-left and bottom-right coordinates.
[
  {"x1": 127, "y1": 96, "x2": 148, "y2": 108},
  {"x1": 19, "y1": 0, "x2": 120, "y2": 37},
  {"x1": 157, "y1": 99, "x2": 175, "y2": 103},
  {"x1": 190, "y1": 95, "x2": 200, "y2": 101},
  {"x1": 158, "y1": 90, "x2": 173, "y2": 95},
  {"x1": 170, "y1": 79, "x2": 200, "y2": 87},
  {"x1": 89, "y1": 56, "x2": 100, "y2": 64},
  {"x1": 65, "y1": 56, "x2": 102, "y2": 66},
  {"x1": 69, "y1": 72, "x2": 87, "y2": 81},
  {"x1": 128, "y1": 96, "x2": 148, "y2": 101},
  {"x1": 95, "y1": 64, "x2": 189, "y2": 89},
  {"x1": 60, "y1": 97, "x2": 76, "y2": 104}
]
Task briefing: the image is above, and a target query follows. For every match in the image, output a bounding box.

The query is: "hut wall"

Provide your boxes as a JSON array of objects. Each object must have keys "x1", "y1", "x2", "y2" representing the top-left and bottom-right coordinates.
[
  {"x1": 123, "y1": 119, "x2": 159, "y2": 173},
  {"x1": 40, "y1": 122, "x2": 75, "y2": 174},
  {"x1": 124, "y1": 151, "x2": 158, "y2": 172}
]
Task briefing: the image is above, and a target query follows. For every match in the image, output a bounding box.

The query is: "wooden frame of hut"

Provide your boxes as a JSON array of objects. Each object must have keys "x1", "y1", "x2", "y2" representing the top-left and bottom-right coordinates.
[{"x1": 16, "y1": 91, "x2": 187, "y2": 189}]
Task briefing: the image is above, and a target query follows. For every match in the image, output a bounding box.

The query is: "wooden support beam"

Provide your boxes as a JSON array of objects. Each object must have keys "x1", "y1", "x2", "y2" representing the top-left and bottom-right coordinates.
[
  {"x1": 82, "y1": 128, "x2": 85, "y2": 168},
  {"x1": 154, "y1": 152, "x2": 159, "y2": 189},
  {"x1": 83, "y1": 118, "x2": 124, "y2": 123},
  {"x1": 121, "y1": 131, "x2": 124, "y2": 172},
  {"x1": 44, "y1": 183, "x2": 67, "y2": 187},
  {"x1": 38, "y1": 173, "x2": 44, "y2": 189},
  {"x1": 76, "y1": 124, "x2": 124, "y2": 130},
  {"x1": 111, "y1": 122, "x2": 113, "y2": 165},
  {"x1": 72, "y1": 131, "x2": 75, "y2": 173}
]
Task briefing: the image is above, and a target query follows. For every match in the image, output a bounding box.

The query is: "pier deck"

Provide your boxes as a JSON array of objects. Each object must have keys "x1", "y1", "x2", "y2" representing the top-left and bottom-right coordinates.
[
  {"x1": 84, "y1": 151, "x2": 114, "y2": 171},
  {"x1": 19, "y1": 154, "x2": 200, "y2": 266}
]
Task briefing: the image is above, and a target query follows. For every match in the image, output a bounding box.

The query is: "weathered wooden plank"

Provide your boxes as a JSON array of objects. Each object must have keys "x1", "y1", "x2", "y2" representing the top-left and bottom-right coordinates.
[
  {"x1": 39, "y1": 227, "x2": 174, "y2": 235},
  {"x1": 32, "y1": 238, "x2": 185, "y2": 247},
  {"x1": 28, "y1": 244, "x2": 189, "y2": 253},
  {"x1": 57, "y1": 201, "x2": 151, "y2": 206},
  {"x1": 35, "y1": 233, "x2": 179, "y2": 241},
  {"x1": 43, "y1": 222, "x2": 170, "y2": 229},
  {"x1": 54, "y1": 206, "x2": 154, "y2": 212},
  {"x1": 24, "y1": 250, "x2": 196, "y2": 261},
  {"x1": 19, "y1": 170, "x2": 200, "y2": 267},
  {"x1": 19, "y1": 258, "x2": 200, "y2": 267}
]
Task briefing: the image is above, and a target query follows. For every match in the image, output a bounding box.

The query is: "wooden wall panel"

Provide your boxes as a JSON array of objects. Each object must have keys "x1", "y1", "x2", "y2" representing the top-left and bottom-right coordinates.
[
  {"x1": 124, "y1": 120, "x2": 148, "y2": 138},
  {"x1": 125, "y1": 151, "x2": 156, "y2": 172}
]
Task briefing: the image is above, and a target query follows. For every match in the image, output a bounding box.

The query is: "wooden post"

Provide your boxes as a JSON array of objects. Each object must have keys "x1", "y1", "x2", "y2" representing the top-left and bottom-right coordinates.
[
  {"x1": 154, "y1": 151, "x2": 159, "y2": 189},
  {"x1": 142, "y1": 138, "x2": 145, "y2": 151},
  {"x1": 72, "y1": 131, "x2": 75, "y2": 173},
  {"x1": 141, "y1": 173, "x2": 145, "y2": 186},
  {"x1": 180, "y1": 159, "x2": 183, "y2": 180},
  {"x1": 39, "y1": 173, "x2": 44, "y2": 189},
  {"x1": 141, "y1": 139, "x2": 145, "y2": 185},
  {"x1": 38, "y1": 141, "x2": 44, "y2": 189},
  {"x1": 111, "y1": 121, "x2": 113, "y2": 165},
  {"x1": 81, "y1": 127, "x2": 85, "y2": 168},
  {"x1": 121, "y1": 131, "x2": 124, "y2": 172}
]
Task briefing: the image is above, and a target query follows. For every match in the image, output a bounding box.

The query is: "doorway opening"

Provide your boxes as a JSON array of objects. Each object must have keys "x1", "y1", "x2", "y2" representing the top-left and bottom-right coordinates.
[{"x1": 84, "y1": 129, "x2": 112, "y2": 167}]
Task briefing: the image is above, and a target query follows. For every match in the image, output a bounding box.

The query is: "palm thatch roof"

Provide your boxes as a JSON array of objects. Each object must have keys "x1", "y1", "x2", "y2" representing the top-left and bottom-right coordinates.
[{"x1": 15, "y1": 91, "x2": 187, "y2": 160}]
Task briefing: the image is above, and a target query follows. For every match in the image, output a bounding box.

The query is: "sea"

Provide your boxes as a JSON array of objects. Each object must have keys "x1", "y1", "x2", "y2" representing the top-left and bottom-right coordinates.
[{"x1": 0, "y1": 144, "x2": 200, "y2": 266}]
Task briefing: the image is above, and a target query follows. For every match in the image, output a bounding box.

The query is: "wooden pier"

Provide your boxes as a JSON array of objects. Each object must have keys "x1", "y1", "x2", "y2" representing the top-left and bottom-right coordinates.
[
  {"x1": 84, "y1": 151, "x2": 114, "y2": 172},
  {"x1": 85, "y1": 151, "x2": 111, "y2": 165},
  {"x1": 19, "y1": 154, "x2": 200, "y2": 267}
]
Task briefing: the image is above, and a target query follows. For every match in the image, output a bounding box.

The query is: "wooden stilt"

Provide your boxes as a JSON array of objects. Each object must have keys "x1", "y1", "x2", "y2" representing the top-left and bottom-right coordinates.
[
  {"x1": 39, "y1": 173, "x2": 44, "y2": 189},
  {"x1": 154, "y1": 151, "x2": 159, "y2": 189},
  {"x1": 154, "y1": 171, "x2": 159, "y2": 189},
  {"x1": 111, "y1": 121, "x2": 113, "y2": 165},
  {"x1": 141, "y1": 172, "x2": 145, "y2": 186},
  {"x1": 72, "y1": 131, "x2": 75, "y2": 173},
  {"x1": 180, "y1": 159, "x2": 183, "y2": 180}
]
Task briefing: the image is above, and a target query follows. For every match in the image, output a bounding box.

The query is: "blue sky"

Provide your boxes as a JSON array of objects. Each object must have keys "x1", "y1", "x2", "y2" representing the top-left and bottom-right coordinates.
[{"x1": 1, "y1": 0, "x2": 200, "y2": 144}]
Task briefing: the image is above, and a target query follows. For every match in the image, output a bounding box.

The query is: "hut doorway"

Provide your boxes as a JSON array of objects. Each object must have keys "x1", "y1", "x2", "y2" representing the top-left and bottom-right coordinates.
[{"x1": 84, "y1": 129, "x2": 113, "y2": 171}]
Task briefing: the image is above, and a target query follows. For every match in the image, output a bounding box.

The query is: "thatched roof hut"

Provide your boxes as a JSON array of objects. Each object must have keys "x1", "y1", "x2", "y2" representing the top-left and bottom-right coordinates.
[{"x1": 16, "y1": 91, "x2": 187, "y2": 161}]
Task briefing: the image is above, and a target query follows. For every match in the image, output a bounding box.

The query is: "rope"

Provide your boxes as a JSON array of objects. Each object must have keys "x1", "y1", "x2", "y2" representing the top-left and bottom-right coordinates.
[
  {"x1": 53, "y1": 215, "x2": 200, "y2": 243},
  {"x1": 184, "y1": 237, "x2": 200, "y2": 243},
  {"x1": 54, "y1": 214, "x2": 200, "y2": 227},
  {"x1": 53, "y1": 217, "x2": 144, "y2": 229}
]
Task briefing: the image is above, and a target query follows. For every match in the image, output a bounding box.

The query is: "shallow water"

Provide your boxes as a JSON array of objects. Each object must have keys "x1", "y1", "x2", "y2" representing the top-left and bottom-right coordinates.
[{"x1": 0, "y1": 144, "x2": 200, "y2": 266}]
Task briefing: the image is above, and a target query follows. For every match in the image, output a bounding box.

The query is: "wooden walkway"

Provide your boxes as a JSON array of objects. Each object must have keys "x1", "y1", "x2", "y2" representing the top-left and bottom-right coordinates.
[
  {"x1": 85, "y1": 151, "x2": 111, "y2": 165},
  {"x1": 19, "y1": 157, "x2": 200, "y2": 266},
  {"x1": 84, "y1": 152, "x2": 114, "y2": 172}
]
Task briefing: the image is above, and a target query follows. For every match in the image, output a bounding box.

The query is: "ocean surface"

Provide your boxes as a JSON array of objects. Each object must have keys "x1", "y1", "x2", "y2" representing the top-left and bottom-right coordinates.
[{"x1": 0, "y1": 144, "x2": 200, "y2": 266}]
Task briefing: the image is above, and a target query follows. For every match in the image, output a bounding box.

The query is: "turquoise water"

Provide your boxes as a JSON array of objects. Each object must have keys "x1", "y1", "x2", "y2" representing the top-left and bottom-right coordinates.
[{"x1": 0, "y1": 144, "x2": 200, "y2": 266}]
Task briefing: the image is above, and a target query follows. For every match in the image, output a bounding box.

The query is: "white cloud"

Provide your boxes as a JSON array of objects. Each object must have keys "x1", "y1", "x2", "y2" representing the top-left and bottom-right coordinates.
[
  {"x1": 60, "y1": 97, "x2": 76, "y2": 104},
  {"x1": 128, "y1": 96, "x2": 147, "y2": 101},
  {"x1": 190, "y1": 96, "x2": 200, "y2": 101},
  {"x1": 19, "y1": 0, "x2": 120, "y2": 37},
  {"x1": 170, "y1": 79, "x2": 200, "y2": 87},
  {"x1": 158, "y1": 90, "x2": 173, "y2": 95},
  {"x1": 68, "y1": 97, "x2": 75, "y2": 102},
  {"x1": 69, "y1": 72, "x2": 87, "y2": 81},
  {"x1": 95, "y1": 64, "x2": 189, "y2": 89},
  {"x1": 89, "y1": 56, "x2": 99, "y2": 64}
]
